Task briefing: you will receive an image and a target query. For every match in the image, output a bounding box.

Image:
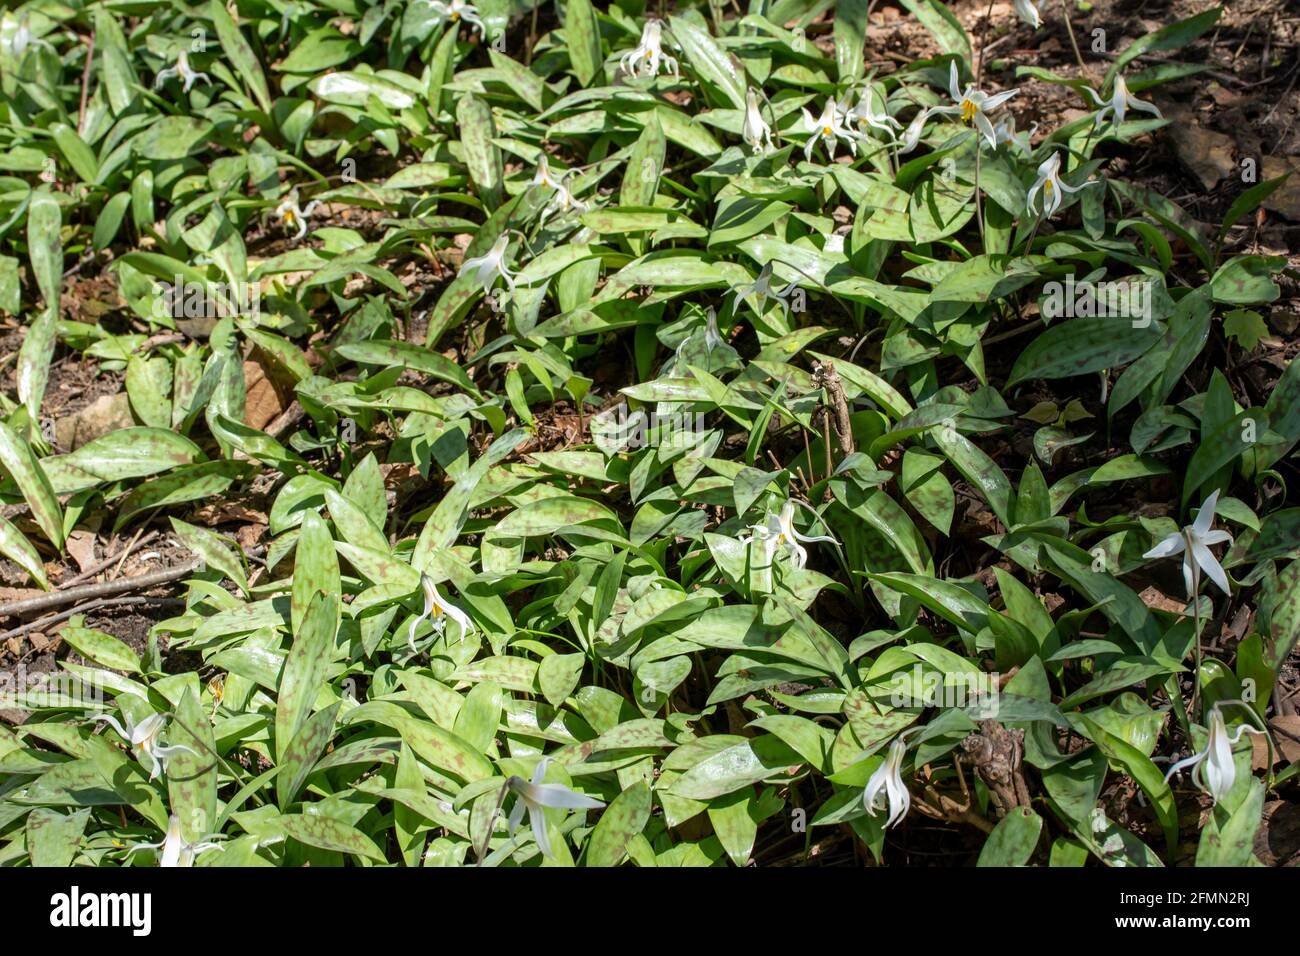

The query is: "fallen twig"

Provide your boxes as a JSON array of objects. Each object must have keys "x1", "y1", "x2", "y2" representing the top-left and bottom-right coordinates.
[
  {"x1": 1, "y1": 596, "x2": 187, "y2": 646},
  {"x1": 1, "y1": 562, "x2": 199, "y2": 620}
]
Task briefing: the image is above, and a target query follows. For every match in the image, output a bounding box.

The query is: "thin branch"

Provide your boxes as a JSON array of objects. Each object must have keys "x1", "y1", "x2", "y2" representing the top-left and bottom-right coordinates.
[{"x1": 1, "y1": 562, "x2": 199, "y2": 620}]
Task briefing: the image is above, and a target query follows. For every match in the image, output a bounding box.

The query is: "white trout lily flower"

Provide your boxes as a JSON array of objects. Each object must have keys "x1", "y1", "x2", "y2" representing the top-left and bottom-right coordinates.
[
  {"x1": 800, "y1": 98, "x2": 857, "y2": 162},
  {"x1": 129, "y1": 814, "x2": 224, "y2": 868},
  {"x1": 671, "y1": 307, "x2": 732, "y2": 372},
  {"x1": 619, "y1": 19, "x2": 677, "y2": 78},
  {"x1": 1025, "y1": 151, "x2": 1095, "y2": 219},
  {"x1": 506, "y1": 758, "x2": 605, "y2": 860},
  {"x1": 1085, "y1": 74, "x2": 1162, "y2": 130},
  {"x1": 730, "y1": 262, "x2": 798, "y2": 321},
  {"x1": 930, "y1": 61, "x2": 1020, "y2": 149},
  {"x1": 423, "y1": 0, "x2": 486, "y2": 39},
  {"x1": 274, "y1": 192, "x2": 321, "y2": 242},
  {"x1": 740, "y1": 498, "x2": 839, "y2": 571},
  {"x1": 993, "y1": 115, "x2": 1035, "y2": 157},
  {"x1": 458, "y1": 233, "x2": 518, "y2": 294},
  {"x1": 1142, "y1": 489, "x2": 1233, "y2": 599},
  {"x1": 1, "y1": 13, "x2": 52, "y2": 57},
  {"x1": 1162, "y1": 704, "x2": 1262, "y2": 805},
  {"x1": 742, "y1": 88, "x2": 775, "y2": 153},
  {"x1": 153, "y1": 49, "x2": 211, "y2": 93},
  {"x1": 863, "y1": 731, "x2": 914, "y2": 828},
  {"x1": 531, "y1": 155, "x2": 586, "y2": 223},
  {"x1": 407, "y1": 572, "x2": 476, "y2": 654},
  {"x1": 1014, "y1": 0, "x2": 1043, "y2": 29},
  {"x1": 93, "y1": 712, "x2": 196, "y2": 782},
  {"x1": 848, "y1": 86, "x2": 902, "y2": 140},
  {"x1": 895, "y1": 108, "x2": 933, "y2": 155}
]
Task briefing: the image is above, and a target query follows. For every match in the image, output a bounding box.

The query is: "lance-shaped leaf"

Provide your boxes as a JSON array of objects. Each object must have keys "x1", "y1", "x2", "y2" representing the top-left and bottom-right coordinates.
[
  {"x1": 275, "y1": 590, "x2": 338, "y2": 764},
  {"x1": 167, "y1": 687, "x2": 218, "y2": 843},
  {"x1": 0, "y1": 421, "x2": 63, "y2": 549},
  {"x1": 277, "y1": 702, "x2": 341, "y2": 809},
  {"x1": 564, "y1": 0, "x2": 602, "y2": 86},
  {"x1": 0, "y1": 514, "x2": 49, "y2": 589},
  {"x1": 209, "y1": 0, "x2": 273, "y2": 114},
  {"x1": 457, "y1": 94, "x2": 502, "y2": 209}
]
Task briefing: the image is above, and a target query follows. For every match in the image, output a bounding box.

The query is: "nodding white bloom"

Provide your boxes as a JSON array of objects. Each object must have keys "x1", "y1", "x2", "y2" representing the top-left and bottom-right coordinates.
[
  {"x1": 274, "y1": 192, "x2": 321, "y2": 242},
  {"x1": 704, "y1": 307, "x2": 725, "y2": 352},
  {"x1": 93, "y1": 712, "x2": 196, "y2": 782},
  {"x1": 1, "y1": 13, "x2": 51, "y2": 57},
  {"x1": 800, "y1": 98, "x2": 857, "y2": 162},
  {"x1": 672, "y1": 307, "x2": 730, "y2": 372},
  {"x1": 153, "y1": 49, "x2": 211, "y2": 93},
  {"x1": 742, "y1": 88, "x2": 775, "y2": 153},
  {"x1": 129, "y1": 814, "x2": 224, "y2": 868},
  {"x1": 993, "y1": 115, "x2": 1036, "y2": 157},
  {"x1": 895, "y1": 108, "x2": 933, "y2": 155},
  {"x1": 423, "y1": 0, "x2": 486, "y2": 39},
  {"x1": 407, "y1": 572, "x2": 476, "y2": 654},
  {"x1": 1025, "y1": 151, "x2": 1096, "y2": 218},
  {"x1": 730, "y1": 262, "x2": 798, "y2": 321},
  {"x1": 1142, "y1": 490, "x2": 1233, "y2": 599},
  {"x1": 531, "y1": 155, "x2": 586, "y2": 223},
  {"x1": 847, "y1": 86, "x2": 902, "y2": 140},
  {"x1": 930, "y1": 61, "x2": 1020, "y2": 149},
  {"x1": 1013, "y1": 0, "x2": 1043, "y2": 29},
  {"x1": 619, "y1": 19, "x2": 677, "y2": 78},
  {"x1": 863, "y1": 732, "x2": 913, "y2": 828},
  {"x1": 458, "y1": 233, "x2": 518, "y2": 294},
  {"x1": 1085, "y1": 74, "x2": 1162, "y2": 130},
  {"x1": 505, "y1": 757, "x2": 605, "y2": 860},
  {"x1": 740, "y1": 498, "x2": 839, "y2": 571},
  {"x1": 1163, "y1": 704, "x2": 1262, "y2": 804}
]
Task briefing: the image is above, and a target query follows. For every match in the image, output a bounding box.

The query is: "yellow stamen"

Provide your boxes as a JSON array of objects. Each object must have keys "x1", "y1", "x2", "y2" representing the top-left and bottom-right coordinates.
[
  {"x1": 960, "y1": 99, "x2": 977, "y2": 123},
  {"x1": 822, "y1": 126, "x2": 833, "y2": 136}
]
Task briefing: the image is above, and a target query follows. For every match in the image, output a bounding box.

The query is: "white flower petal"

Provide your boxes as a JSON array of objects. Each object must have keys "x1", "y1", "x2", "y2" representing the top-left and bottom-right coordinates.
[{"x1": 1142, "y1": 533, "x2": 1185, "y2": 559}]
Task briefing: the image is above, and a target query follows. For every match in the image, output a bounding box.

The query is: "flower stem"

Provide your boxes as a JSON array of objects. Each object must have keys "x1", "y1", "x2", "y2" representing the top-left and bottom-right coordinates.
[{"x1": 1060, "y1": 0, "x2": 1092, "y2": 82}]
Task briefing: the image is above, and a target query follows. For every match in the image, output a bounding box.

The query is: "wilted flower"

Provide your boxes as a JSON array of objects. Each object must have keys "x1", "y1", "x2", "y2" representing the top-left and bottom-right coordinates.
[
  {"x1": 93, "y1": 711, "x2": 196, "y2": 782},
  {"x1": 1013, "y1": 0, "x2": 1043, "y2": 29},
  {"x1": 407, "y1": 572, "x2": 476, "y2": 654},
  {"x1": 1085, "y1": 74, "x2": 1162, "y2": 130},
  {"x1": 153, "y1": 49, "x2": 211, "y2": 94},
  {"x1": 742, "y1": 88, "x2": 775, "y2": 153},
  {"x1": 864, "y1": 732, "x2": 913, "y2": 828},
  {"x1": 274, "y1": 192, "x2": 321, "y2": 242},
  {"x1": 458, "y1": 233, "x2": 518, "y2": 294},
  {"x1": 423, "y1": 0, "x2": 486, "y2": 39},
  {"x1": 729, "y1": 262, "x2": 798, "y2": 321},
  {"x1": 1163, "y1": 704, "x2": 1262, "y2": 804},
  {"x1": 1025, "y1": 151, "x2": 1095, "y2": 219},
  {"x1": 800, "y1": 98, "x2": 857, "y2": 162},
  {"x1": 740, "y1": 498, "x2": 839, "y2": 571},
  {"x1": 1142, "y1": 489, "x2": 1233, "y2": 599},
  {"x1": 505, "y1": 758, "x2": 605, "y2": 860},
  {"x1": 930, "y1": 61, "x2": 1019, "y2": 149},
  {"x1": 129, "y1": 814, "x2": 224, "y2": 868},
  {"x1": 619, "y1": 19, "x2": 677, "y2": 78}
]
